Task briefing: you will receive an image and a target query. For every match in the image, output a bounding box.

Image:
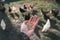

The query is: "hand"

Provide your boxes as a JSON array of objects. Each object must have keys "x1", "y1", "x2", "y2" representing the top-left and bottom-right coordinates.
[
  {"x1": 21, "y1": 15, "x2": 39, "y2": 37},
  {"x1": 28, "y1": 15, "x2": 39, "y2": 29}
]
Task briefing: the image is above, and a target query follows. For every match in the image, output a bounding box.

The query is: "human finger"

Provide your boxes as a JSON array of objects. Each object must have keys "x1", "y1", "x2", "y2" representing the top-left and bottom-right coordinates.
[{"x1": 32, "y1": 18, "x2": 39, "y2": 29}]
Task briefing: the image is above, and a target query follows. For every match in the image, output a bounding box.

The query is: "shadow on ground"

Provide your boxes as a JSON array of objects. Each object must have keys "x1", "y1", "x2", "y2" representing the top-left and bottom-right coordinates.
[
  {"x1": 0, "y1": 12, "x2": 29, "y2": 40},
  {"x1": 55, "y1": 16, "x2": 60, "y2": 20},
  {"x1": 34, "y1": 27, "x2": 41, "y2": 39},
  {"x1": 50, "y1": 19, "x2": 60, "y2": 31},
  {"x1": 4, "y1": 0, "x2": 20, "y2": 4},
  {"x1": 44, "y1": 31, "x2": 60, "y2": 40}
]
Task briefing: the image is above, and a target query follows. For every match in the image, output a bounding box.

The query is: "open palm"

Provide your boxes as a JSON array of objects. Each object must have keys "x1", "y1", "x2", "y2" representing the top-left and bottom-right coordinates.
[{"x1": 21, "y1": 15, "x2": 39, "y2": 37}]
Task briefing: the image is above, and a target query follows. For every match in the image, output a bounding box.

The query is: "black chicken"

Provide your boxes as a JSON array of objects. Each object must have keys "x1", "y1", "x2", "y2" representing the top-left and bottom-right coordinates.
[
  {"x1": 23, "y1": 13, "x2": 30, "y2": 20},
  {"x1": 19, "y1": 5, "x2": 27, "y2": 13},
  {"x1": 41, "y1": 8, "x2": 50, "y2": 20},
  {"x1": 52, "y1": 9, "x2": 59, "y2": 17},
  {"x1": 41, "y1": 8, "x2": 50, "y2": 15},
  {"x1": 0, "y1": 3, "x2": 5, "y2": 12}
]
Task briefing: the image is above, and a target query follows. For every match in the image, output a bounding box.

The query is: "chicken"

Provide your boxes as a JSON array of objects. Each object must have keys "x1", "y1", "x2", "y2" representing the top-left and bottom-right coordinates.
[
  {"x1": 8, "y1": 6, "x2": 19, "y2": 19},
  {"x1": 41, "y1": 8, "x2": 50, "y2": 20},
  {"x1": 0, "y1": 3, "x2": 5, "y2": 12},
  {"x1": 52, "y1": 9, "x2": 59, "y2": 17},
  {"x1": 19, "y1": 4, "x2": 33, "y2": 13},
  {"x1": 41, "y1": 19, "x2": 51, "y2": 32},
  {"x1": 1, "y1": 19, "x2": 6, "y2": 30},
  {"x1": 41, "y1": 8, "x2": 50, "y2": 15}
]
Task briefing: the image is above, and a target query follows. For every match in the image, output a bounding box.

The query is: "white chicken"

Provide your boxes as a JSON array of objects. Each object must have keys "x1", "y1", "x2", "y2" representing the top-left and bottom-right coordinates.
[
  {"x1": 42, "y1": 19, "x2": 51, "y2": 32},
  {"x1": 1, "y1": 19, "x2": 6, "y2": 30}
]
